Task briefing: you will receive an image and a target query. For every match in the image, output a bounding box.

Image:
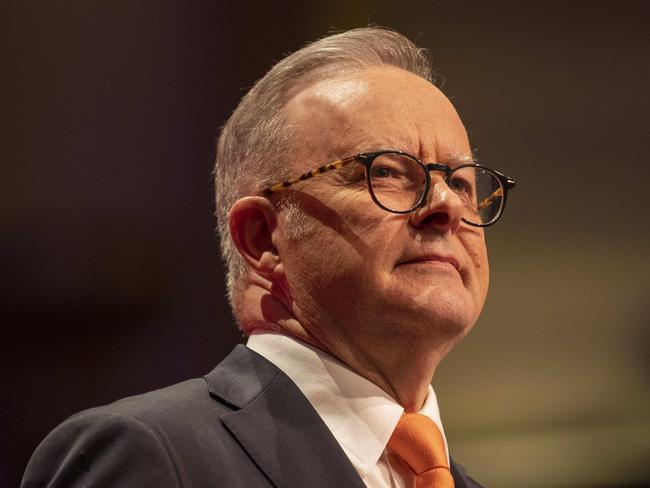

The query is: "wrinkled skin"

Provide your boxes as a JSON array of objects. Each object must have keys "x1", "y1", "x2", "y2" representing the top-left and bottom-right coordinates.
[{"x1": 231, "y1": 65, "x2": 489, "y2": 411}]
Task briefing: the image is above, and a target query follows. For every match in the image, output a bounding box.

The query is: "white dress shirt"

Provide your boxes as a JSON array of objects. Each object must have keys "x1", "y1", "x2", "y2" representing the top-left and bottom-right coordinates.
[{"x1": 247, "y1": 331, "x2": 450, "y2": 488}]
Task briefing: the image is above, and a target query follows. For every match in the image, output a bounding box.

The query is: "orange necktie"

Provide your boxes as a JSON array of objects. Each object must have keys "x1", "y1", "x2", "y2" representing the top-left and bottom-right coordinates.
[{"x1": 387, "y1": 413, "x2": 455, "y2": 488}]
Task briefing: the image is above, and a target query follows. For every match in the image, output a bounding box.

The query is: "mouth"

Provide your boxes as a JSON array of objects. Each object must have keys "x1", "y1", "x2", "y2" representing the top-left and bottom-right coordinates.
[{"x1": 397, "y1": 254, "x2": 461, "y2": 272}]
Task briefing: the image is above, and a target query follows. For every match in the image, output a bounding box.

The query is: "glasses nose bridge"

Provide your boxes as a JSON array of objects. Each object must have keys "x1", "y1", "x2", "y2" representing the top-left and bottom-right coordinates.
[
  {"x1": 424, "y1": 162, "x2": 452, "y2": 183},
  {"x1": 418, "y1": 162, "x2": 460, "y2": 210}
]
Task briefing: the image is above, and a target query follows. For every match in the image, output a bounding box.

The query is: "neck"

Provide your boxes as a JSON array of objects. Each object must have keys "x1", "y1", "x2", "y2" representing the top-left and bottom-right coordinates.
[
  {"x1": 316, "y1": 333, "x2": 455, "y2": 412},
  {"x1": 238, "y1": 281, "x2": 457, "y2": 412}
]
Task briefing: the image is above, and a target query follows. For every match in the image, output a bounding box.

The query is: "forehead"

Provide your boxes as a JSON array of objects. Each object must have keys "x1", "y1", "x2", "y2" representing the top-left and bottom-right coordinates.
[{"x1": 284, "y1": 65, "x2": 471, "y2": 167}]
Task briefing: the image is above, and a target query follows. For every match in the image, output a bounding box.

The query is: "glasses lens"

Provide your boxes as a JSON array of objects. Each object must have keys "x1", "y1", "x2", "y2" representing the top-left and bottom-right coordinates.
[
  {"x1": 368, "y1": 153, "x2": 426, "y2": 212},
  {"x1": 450, "y1": 166, "x2": 504, "y2": 225}
]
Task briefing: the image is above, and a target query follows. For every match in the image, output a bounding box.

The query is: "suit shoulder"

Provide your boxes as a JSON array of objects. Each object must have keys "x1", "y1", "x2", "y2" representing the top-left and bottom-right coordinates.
[
  {"x1": 63, "y1": 376, "x2": 232, "y2": 445},
  {"x1": 22, "y1": 404, "x2": 183, "y2": 487},
  {"x1": 22, "y1": 377, "x2": 231, "y2": 488},
  {"x1": 88, "y1": 377, "x2": 214, "y2": 423}
]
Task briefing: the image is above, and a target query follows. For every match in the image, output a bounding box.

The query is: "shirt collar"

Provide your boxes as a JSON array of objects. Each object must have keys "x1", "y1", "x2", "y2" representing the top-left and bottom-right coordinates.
[{"x1": 246, "y1": 331, "x2": 449, "y2": 473}]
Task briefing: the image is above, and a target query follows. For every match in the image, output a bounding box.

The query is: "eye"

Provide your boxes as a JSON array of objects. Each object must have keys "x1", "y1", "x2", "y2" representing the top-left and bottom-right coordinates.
[
  {"x1": 368, "y1": 153, "x2": 424, "y2": 191},
  {"x1": 450, "y1": 175, "x2": 472, "y2": 193},
  {"x1": 371, "y1": 166, "x2": 395, "y2": 179},
  {"x1": 369, "y1": 159, "x2": 411, "y2": 180}
]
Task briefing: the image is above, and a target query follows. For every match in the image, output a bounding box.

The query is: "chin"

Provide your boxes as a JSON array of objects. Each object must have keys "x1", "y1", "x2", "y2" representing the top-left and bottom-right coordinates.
[{"x1": 391, "y1": 285, "x2": 479, "y2": 338}]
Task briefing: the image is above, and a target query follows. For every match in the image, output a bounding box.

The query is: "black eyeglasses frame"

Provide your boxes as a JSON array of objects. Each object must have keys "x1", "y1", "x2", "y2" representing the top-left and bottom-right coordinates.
[{"x1": 261, "y1": 149, "x2": 516, "y2": 227}]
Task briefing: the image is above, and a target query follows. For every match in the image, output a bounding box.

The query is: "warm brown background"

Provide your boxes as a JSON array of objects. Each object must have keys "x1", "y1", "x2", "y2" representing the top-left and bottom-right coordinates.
[{"x1": 2, "y1": 1, "x2": 648, "y2": 487}]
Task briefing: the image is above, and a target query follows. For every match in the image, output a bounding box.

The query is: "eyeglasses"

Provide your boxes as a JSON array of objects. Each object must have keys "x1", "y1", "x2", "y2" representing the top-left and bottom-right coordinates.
[{"x1": 262, "y1": 149, "x2": 516, "y2": 227}]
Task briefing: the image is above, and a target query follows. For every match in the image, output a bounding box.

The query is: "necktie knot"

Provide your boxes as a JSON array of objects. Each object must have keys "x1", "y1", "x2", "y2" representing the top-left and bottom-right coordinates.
[{"x1": 387, "y1": 413, "x2": 454, "y2": 487}]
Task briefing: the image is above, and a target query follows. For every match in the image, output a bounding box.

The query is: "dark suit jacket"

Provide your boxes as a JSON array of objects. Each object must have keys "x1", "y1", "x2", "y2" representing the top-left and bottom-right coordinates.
[{"x1": 22, "y1": 345, "x2": 484, "y2": 487}]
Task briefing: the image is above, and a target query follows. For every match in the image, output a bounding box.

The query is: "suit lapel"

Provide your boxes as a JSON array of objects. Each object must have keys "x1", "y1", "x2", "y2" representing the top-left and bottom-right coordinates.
[
  {"x1": 451, "y1": 458, "x2": 485, "y2": 488},
  {"x1": 205, "y1": 345, "x2": 366, "y2": 488}
]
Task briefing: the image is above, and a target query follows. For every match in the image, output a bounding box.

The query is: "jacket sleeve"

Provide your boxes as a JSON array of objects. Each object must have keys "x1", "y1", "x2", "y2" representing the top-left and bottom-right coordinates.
[{"x1": 21, "y1": 409, "x2": 182, "y2": 488}]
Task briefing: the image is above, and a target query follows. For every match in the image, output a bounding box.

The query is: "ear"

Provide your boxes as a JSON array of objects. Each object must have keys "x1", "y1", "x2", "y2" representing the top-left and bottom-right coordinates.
[{"x1": 228, "y1": 196, "x2": 280, "y2": 279}]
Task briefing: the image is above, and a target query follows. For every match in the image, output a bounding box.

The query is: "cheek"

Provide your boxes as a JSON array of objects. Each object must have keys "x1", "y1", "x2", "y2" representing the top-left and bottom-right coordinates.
[
  {"x1": 280, "y1": 190, "x2": 405, "y2": 290},
  {"x1": 462, "y1": 232, "x2": 490, "y2": 301},
  {"x1": 280, "y1": 215, "x2": 363, "y2": 293},
  {"x1": 323, "y1": 193, "x2": 401, "y2": 268}
]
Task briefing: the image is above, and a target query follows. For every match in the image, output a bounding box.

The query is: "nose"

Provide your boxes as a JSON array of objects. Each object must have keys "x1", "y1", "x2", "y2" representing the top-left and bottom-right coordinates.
[{"x1": 409, "y1": 176, "x2": 464, "y2": 232}]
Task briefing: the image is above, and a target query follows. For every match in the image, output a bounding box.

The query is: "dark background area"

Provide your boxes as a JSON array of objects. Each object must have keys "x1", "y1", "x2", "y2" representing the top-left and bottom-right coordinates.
[{"x1": 2, "y1": 1, "x2": 648, "y2": 487}]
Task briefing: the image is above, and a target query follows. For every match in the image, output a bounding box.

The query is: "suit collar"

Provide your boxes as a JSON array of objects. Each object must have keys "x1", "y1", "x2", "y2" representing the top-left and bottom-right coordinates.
[
  {"x1": 247, "y1": 332, "x2": 451, "y2": 471},
  {"x1": 204, "y1": 345, "x2": 366, "y2": 488},
  {"x1": 204, "y1": 345, "x2": 481, "y2": 488},
  {"x1": 204, "y1": 344, "x2": 280, "y2": 409}
]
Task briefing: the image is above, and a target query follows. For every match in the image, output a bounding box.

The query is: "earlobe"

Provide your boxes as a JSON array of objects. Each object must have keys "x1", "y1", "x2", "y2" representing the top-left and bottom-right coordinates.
[{"x1": 229, "y1": 197, "x2": 279, "y2": 278}]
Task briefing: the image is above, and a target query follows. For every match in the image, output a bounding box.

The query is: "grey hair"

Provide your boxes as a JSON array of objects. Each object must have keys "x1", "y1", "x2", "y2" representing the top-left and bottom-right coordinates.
[{"x1": 214, "y1": 27, "x2": 434, "y2": 313}]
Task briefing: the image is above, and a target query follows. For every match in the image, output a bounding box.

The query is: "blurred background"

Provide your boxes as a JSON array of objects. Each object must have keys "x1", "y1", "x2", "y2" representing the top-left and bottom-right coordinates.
[{"x1": 2, "y1": 1, "x2": 648, "y2": 487}]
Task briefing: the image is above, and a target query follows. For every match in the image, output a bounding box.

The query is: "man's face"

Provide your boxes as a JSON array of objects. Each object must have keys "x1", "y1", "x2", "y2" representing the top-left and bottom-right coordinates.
[{"x1": 274, "y1": 66, "x2": 489, "y2": 358}]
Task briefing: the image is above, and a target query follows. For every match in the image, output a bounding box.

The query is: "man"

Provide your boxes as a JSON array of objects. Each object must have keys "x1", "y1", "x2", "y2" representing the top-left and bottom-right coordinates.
[{"x1": 22, "y1": 28, "x2": 515, "y2": 487}]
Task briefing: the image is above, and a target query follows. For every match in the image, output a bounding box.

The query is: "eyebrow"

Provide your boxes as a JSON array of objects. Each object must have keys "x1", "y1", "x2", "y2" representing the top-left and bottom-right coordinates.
[{"x1": 440, "y1": 151, "x2": 478, "y2": 169}]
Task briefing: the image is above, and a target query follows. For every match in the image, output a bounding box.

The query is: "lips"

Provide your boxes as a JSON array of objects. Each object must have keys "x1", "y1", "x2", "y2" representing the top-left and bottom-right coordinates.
[{"x1": 398, "y1": 254, "x2": 461, "y2": 272}]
